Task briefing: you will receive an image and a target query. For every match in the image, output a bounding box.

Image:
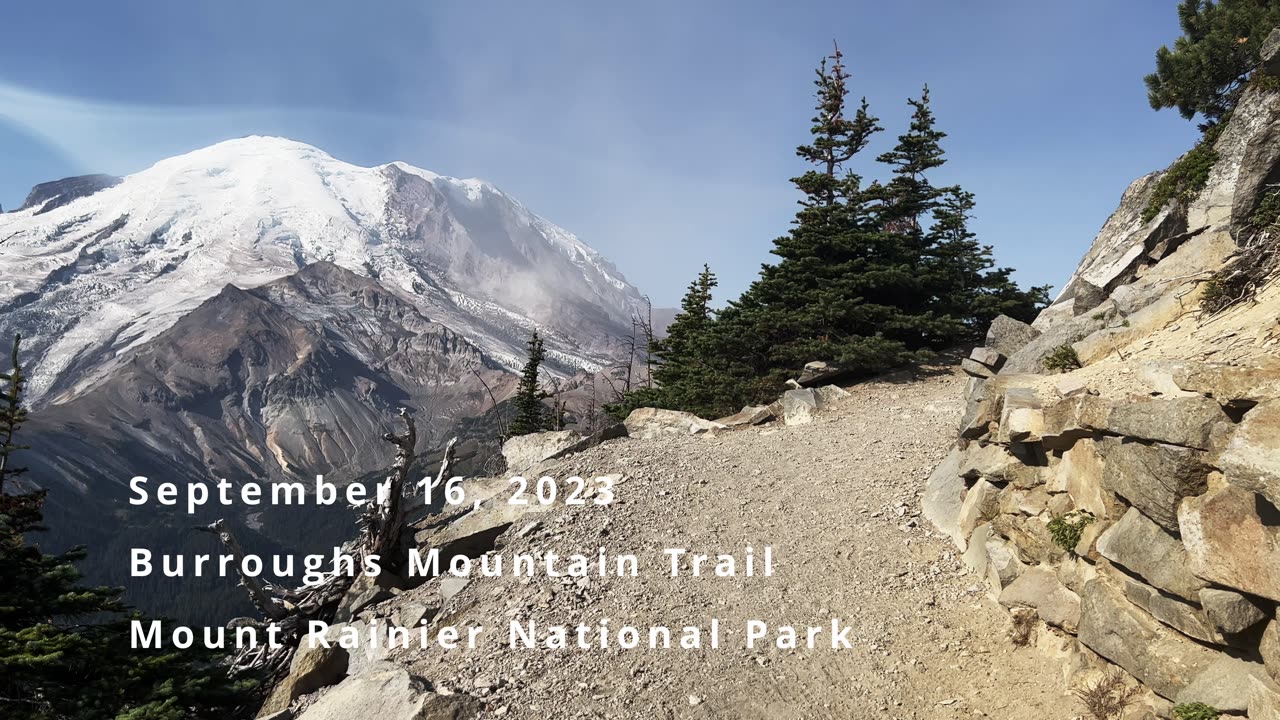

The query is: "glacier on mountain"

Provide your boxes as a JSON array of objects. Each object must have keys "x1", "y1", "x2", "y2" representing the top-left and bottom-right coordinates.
[{"x1": 0, "y1": 136, "x2": 648, "y2": 405}]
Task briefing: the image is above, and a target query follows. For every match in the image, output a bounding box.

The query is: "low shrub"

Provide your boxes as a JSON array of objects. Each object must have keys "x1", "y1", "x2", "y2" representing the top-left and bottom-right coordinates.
[
  {"x1": 1074, "y1": 670, "x2": 1142, "y2": 720},
  {"x1": 1048, "y1": 511, "x2": 1095, "y2": 554},
  {"x1": 1141, "y1": 122, "x2": 1226, "y2": 224},
  {"x1": 1173, "y1": 702, "x2": 1221, "y2": 720},
  {"x1": 1043, "y1": 344, "x2": 1082, "y2": 373}
]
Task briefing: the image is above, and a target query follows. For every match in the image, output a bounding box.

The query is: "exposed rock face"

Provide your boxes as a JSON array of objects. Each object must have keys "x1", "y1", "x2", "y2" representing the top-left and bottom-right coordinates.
[
  {"x1": 18, "y1": 173, "x2": 122, "y2": 214},
  {"x1": 923, "y1": 31, "x2": 1280, "y2": 706}
]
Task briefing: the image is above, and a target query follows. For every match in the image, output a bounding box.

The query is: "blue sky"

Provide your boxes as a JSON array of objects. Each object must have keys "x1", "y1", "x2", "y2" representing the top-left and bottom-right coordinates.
[{"x1": 2, "y1": 1, "x2": 1198, "y2": 306}]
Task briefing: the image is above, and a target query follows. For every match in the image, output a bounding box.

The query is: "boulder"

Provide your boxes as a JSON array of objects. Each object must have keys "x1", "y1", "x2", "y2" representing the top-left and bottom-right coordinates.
[
  {"x1": 1250, "y1": 674, "x2": 1280, "y2": 720},
  {"x1": 1040, "y1": 393, "x2": 1112, "y2": 450},
  {"x1": 969, "y1": 346, "x2": 1005, "y2": 370},
  {"x1": 1098, "y1": 438, "x2": 1210, "y2": 531},
  {"x1": 959, "y1": 442, "x2": 1044, "y2": 488},
  {"x1": 1134, "y1": 360, "x2": 1200, "y2": 398},
  {"x1": 396, "y1": 602, "x2": 436, "y2": 631},
  {"x1": 624, "y1": 408, "x2": 725, "y2": 439},
  {"x1": 259, "y1": 638, "x2": 349, "y2": 715},
  {"x1": 959, "y1": 378, "x2": 998, "y2": 439},
  {"x1": 957, "y1": 479, "x2": 1001, "y2": 539},
  {"x1": 986, "y1": 315, "x2": 1041, "y2": 357},
  {"x1": 998, "y1": 486, "x2": 1051, "y2": 516},
  {"x1": 413, "y1": 474, "x2": 565, "y2": 560},
  {"x1": 310, "y1": 620, "x2": 398, "y2": 677},
  {"x1": 780, "y1": 388, "x2": 820, "y2": 426},
  {"x1": 1077, "y1": 578, "x2": 1221, "y2": 699},
  {"x1": 1074, "y1": 519, "x2": 1111, "y2": 560},
  {"x1": 961, "y1": 523, "x2": 994, "y2": 576},
  {"x1": 438, "y1": 577, "x2": 469, "y2": 604},
  {"x1": 991, "y1": 513, "x2": 1063, "y2": 564},
  {"x1": 716, "y1": 405, "x2": 775, "y2": 428},
  {"x1": 984, "y1": 534, "x2": 1027, "y2": 593},
  {"x1": 1220, "y1": 399, "x2": 1280, "y2": 508},
  {"x1": 295, "y1": 662, "x2": 479, "y2": 720},
  {"x1": 999, "y1": 565, "x2": 1082, "y2": 632},
  {"x1": 1264, "y1": 618, "x2": 1280, "y2": 684},
  {"x1": 922, "y1": 448, "x2": 966, "y2": 548},
  {"x1": 1179, "y1": 485, "x2": 1280, "y2": 602},
  {"x1": 1199, "y1": 588, "x2": 1269, "y2": 636},
  {"x1": 1055, "y1": 555, "x2": 1098, "y2": 595},
  {"x1": 1095, "y1": 508, "x2": 1207, "y2": 601},
  {"x1": 960, "y1": 358, "x2": 996, "y2": 379},
  {"x1": 1100, "y1": 396, "x2": 1229, "y2": 450},
  {"x1": 1110, "y1": 567, "x2": 1226, "y2": 645},
  {"x1": 1002, "y1": 407, "x2": 1045, "y2": 443},
  {"x1": 814, "y1": 384, "x2": 851, "y2": 405},
  {"x1": 543, "y1": 422, "x2": 629, "y2": 462},
  {"x1": 796, "y1": 360, "x2": 848, "y2": 387},
  {"x1": 1059, "y1": 438, "x2": 1125, "y2": 521},
  {"x1": 1174, "y1": 656, "x2": 1272, "y2": 714},
  {"x1": 501, "y1": 430, "x2": 583, "y2": 472}
]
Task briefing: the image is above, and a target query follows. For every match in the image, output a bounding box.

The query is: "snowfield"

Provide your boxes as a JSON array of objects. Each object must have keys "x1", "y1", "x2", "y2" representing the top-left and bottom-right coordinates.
[{"x1": 0, "y1": 136, "x2": 647, "y2": 404}]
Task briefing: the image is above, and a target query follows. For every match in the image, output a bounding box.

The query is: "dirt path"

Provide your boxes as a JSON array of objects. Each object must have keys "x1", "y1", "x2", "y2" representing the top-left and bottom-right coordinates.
[{"x1": 392, "y1": 369, "x2": 1070, "y2": 719}]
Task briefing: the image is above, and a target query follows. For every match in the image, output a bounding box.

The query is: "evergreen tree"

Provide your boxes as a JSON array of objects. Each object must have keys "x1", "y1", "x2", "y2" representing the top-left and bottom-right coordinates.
[
  {"x1": 0, "y1": 334, "x2": 29, "y2": 493},
  {"x1": 508, "y1": 331, "x2": 548, "y2": 437},
  {"x1": 0, "y1": 337, "x2": 257, "y2": 719},
  {"x1": 724, "y1": 45, "x2": 910, "y2": 389},
  {"x1": 925, "y1": 189, "x2": 1050, "y2": 336},
  {"x1": 1145, "y1": 0, "x2": 1280, "y2": 125},
  {"x1": 648, "y1": 266, "x2": 724, "y2": 417},
  {"x1": 867, "y1": 85, "x2": 962, "y2": 348}
]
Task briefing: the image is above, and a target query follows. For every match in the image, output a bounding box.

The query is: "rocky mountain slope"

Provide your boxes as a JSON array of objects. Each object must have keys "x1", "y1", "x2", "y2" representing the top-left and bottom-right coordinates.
[{"x1": 923, "y1": 34, "x2": 1280, "y2": 719}]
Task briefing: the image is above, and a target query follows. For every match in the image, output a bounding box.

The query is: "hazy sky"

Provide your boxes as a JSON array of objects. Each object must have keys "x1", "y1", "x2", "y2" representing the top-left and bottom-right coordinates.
[{"x1": 2, "y1": 1, "x2": 1199, "y2": 306}]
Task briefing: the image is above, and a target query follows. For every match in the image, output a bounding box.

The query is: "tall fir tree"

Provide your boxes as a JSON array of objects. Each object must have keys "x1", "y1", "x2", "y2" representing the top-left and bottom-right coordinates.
[
  {"x1": 924, "y1": 189, "x2": 1049, "y2": 336},
  {"x1": 0, "y1": 336, "x2": 258, "y2": 719},
  {"x1": 603, "y1": 266, "x2": 727, "y2": 420},
  {"x1": 648, "y1": 266, "x2": 726, "y2": 417},
  {"x1": 508, "y1": 331, "x2": 548, "y2": 437},
  {"x1": 722, "y1": 44, "x2": 917, "y2": 394}
]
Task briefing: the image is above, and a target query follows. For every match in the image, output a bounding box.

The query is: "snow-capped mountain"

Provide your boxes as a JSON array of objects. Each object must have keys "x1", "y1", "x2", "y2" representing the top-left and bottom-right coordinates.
[
  {"x1": 1, "y1": 137, "x2": 649, "y2": 621},
  {"x1": 0, "y1": 136, "x2": 648, "y2": 407}
]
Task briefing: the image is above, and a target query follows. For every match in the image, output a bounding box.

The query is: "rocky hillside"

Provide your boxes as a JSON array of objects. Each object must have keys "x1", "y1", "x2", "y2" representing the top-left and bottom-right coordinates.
[
  {"x1": 250, "y1": 368, "x2": 1080, "y2": 720},
  {"x1": 923, "y1": 33, "x2": 1280, "y2": 719}
]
